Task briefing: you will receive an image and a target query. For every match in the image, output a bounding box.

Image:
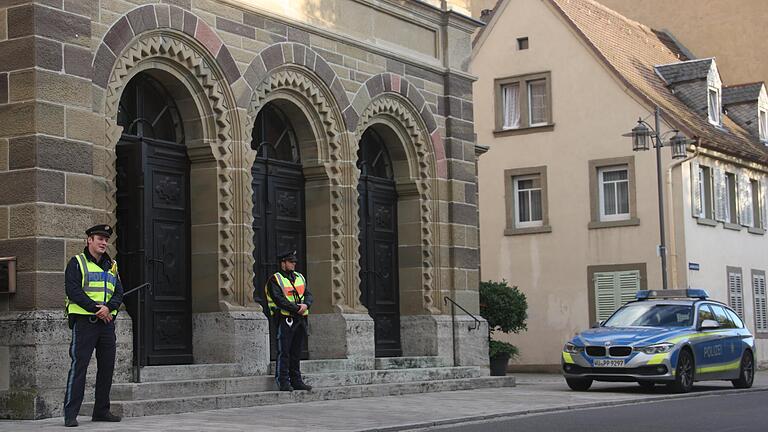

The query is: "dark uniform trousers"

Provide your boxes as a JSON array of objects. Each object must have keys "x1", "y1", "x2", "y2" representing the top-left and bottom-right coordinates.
[
  {"x1": 274, "y1": 315, "x2": 307, "y2": 385},
  {"x1": 64, "y1": 316, "x2": 117, "y2": 420}
]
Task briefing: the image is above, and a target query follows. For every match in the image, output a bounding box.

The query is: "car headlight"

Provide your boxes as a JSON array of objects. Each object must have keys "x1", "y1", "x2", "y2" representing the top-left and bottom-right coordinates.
[
  {"x1": 634, "y1": 343, "x2": 675, "y2": 354},
  {"x1": 564, "y1": 342, "x2": 584, "y2": 354}
]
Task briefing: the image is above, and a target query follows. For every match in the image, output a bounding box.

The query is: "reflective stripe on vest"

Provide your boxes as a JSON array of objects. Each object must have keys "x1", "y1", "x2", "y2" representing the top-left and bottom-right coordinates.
[
  {"x1": 66, "y1": 253, "x2": 119, "y2": 316},
  {"x1": 265, "y1": 272, "x2": 308, "y2": 316}
]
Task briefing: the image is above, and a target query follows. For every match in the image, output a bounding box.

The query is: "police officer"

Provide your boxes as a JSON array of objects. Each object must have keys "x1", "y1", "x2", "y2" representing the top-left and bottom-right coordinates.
[
  {"x1": 265, "y1": 250, "x2": 313, "y2": 391},
  {"x1": 63, "y1": 225, "x2": 123, "y2": 427}
]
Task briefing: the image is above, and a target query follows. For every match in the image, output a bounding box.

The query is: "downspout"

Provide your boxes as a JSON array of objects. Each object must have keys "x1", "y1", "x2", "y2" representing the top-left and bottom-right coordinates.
[{"x1": 666, "y1": 138, "x2": 700, "y2": 289}]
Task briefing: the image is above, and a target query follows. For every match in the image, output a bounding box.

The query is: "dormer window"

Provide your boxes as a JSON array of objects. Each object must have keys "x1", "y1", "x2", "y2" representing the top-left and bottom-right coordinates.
[
  {"x1": 708, "y1": 87, "x2": 721, "y2": 125},
  {"x1": 760, "y1": 109, "x2": 768, "y2": 142}
]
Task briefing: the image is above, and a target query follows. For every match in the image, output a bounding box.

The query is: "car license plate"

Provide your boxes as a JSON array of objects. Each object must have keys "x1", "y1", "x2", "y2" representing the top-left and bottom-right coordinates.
[{"x1": 593, "y1": 359, "x2": 624, "y2": 367}]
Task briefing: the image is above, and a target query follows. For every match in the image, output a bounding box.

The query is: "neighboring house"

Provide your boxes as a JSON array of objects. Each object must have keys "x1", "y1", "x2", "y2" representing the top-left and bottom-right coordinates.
[{"x1": 471, "y1": 0, "x2": 768, "y2": 370}]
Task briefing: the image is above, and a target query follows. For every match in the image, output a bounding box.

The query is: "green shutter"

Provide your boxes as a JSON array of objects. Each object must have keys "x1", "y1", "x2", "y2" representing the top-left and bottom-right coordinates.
[{"x1": 594, "y1": 270, "x2": 641, "y2": 321}]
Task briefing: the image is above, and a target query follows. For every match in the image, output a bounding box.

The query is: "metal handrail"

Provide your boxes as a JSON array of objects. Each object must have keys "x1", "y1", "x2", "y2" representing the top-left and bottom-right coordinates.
[
  {"x1": 443, "y1": 296, "x2": 482, "y2": 367},
  {"x1": 123, "y1": 282, "x2": 151, "y2": 383}
]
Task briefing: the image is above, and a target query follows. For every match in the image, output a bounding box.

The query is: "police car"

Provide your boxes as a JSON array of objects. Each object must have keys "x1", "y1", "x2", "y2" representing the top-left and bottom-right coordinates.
[{"x1": 562, "y1": 289, "x2": 755, "y2": 393}]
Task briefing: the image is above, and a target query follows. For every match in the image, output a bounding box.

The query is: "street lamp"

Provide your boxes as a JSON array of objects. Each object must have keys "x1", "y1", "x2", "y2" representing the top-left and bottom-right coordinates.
[{"x1": 623, "y1": 107, "x2": 693, "y2": 290}]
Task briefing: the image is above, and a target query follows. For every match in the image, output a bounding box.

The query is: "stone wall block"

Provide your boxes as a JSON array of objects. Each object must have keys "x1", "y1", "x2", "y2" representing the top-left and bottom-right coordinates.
[
  {"x1": 34, "y1": 5, "x2": 90, "y2": 47},
  {"x1": 243, "y1": 56, "x2": 266, "y2": 90},
  {"x1": 155, "y1": 3, "x2": 170, "y2": 28},
  {"x1": 286, "y1": 26, "x2": 309, "y2": 45},
  {"x1": 193, "y1": 312, "x2": 270, "y2": 375},
  {"x1": 292, "y1": 43, "x2": 305, "y2": 66},
  {"x1": 92, "y1": 43, "x2": 117, "y2": 89},
  {"x1": 8, "y1": 69, "x2": 33, "y2": 102},
  {"x1": 216, "y1": 16, "x2": 254, "y2": 40},
  {"x1": 215, "y1": 46, "x2": 240, "y2": 84},
  {"x1": 103, "y1": 16, "x2": 134, "y2": 56},
  {"x1": 6, "y1": 4, "x2": 33, "y2": 39},
  {"x1": 0, "y1": 8, "x2": 6, "y2": 41},
  {"x1": 169, "y1": 4, "x2": 185, "y2": 31},
  {"x1": 9, "y1": 135, "x2": 92, "y2": 174},
  {"x1": 451, "y1": 246, "x2": 479, "y2": 270},
  {"x1": 445, "y1": 117, "x2": 474, "y2": 141},
  {"x1": 0, "y1": 37, "x2": 34, "y2": 72},
  {"x1": 10, "y1": 203, "x2": 96, "y2": 238},
  {"x1": 449, "y1": 202, "x2": 477, "y2": 226},
  {"x1": 0, "y1": 207, "x2": 7, "y2": 240},
  {"x1": 405, "y1": 63, "x2": 442, "y2": 85},
  {"x1": 365, "y1": 74, "x2": 383, "y2": 97},
  {"x1": 65, "y1": 108, "x2": 97, "y2": 142},
  {"x1": 0, "y1": 73, "x2": 7, "y2": 104},
  {"x1": 35, "y1": 70, "x2": 91, "y2": 108},
  {"x1": 309, "y1": 314, "x2": 375, "y2": 364},
  {"x1": 445, "y1": 74, "x2": 472, "y2": 99},
  {"x1": 0, "y1": 170, "x2": 65, "y2": 205},
  {"x1": 64, "y1": 0, "x2": 97, "y2": 19},
  {"x1": 182, "y1": 10, "x2": 197, "y2": 37},
  {"x1": 63, "y1": 44, "x2": 92, "y2": 79},
  {"x1": 260, "y1": 43, "x2": 283, "y2": 71},
  {"x1": 126, "y1": 5, "x2": 157, "y2": 36}
]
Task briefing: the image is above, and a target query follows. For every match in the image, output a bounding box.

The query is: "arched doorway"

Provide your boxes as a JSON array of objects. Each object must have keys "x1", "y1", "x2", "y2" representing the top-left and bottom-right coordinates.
[
  {"x1": 116, "y1": 72, "x2": 193, "y2": 366},
  {"x1": 358, "y1": 127, "x2": 401, "y2": 357},
  {"x1": 251, "y1": 103, "x2": 308, "y2": 360}
]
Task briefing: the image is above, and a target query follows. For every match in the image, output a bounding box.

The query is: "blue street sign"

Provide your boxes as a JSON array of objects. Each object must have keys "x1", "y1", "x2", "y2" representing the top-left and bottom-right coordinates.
[{"x1": 688, "y1": 262, "x2": 700, "y2": 271}]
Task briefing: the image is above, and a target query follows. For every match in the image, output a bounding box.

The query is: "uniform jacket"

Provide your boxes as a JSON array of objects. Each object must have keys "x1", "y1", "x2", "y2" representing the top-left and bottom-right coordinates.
[{"x1": 65, "y1": 248, "x2": 124, "y2": 314}]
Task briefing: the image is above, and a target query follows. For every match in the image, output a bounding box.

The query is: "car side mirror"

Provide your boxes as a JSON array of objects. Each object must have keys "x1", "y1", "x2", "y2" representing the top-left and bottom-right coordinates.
[
  {"x1": 591, "y1": 320, "x2": 604, "y2": 328},
  {"x1": 699, "y1": 319, "x2": 720, "y2": 330}
]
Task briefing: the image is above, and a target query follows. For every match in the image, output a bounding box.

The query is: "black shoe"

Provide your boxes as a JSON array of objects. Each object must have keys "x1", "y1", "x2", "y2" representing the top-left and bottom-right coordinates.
[
  {"x1": 92, "y1": 412, "x2": 121, "y2": 422},
  {"x1": 292, "y1": 382, "x2": 313, "y2": 391},
  {"x1": 278, "y1": 382, "x2": 293, "y2": 392},
  {"x1": 64, "y1": 418, "x2": 78, "y2": 427}
]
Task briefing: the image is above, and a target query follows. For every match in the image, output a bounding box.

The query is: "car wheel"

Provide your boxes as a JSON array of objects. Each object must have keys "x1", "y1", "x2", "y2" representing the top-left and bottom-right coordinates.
[
  {"x1": 732, "y1": 351, "x2": 754, "y2": 389},
  {"x1": 638, "y1": 381, "x2": 655, "y2": 390},
  {"x1": 565, "y1": 377, "x2": 593, "y2": 391},
  {"x1": 668, "y1": 349, "x2": 694, "y2": 393}
]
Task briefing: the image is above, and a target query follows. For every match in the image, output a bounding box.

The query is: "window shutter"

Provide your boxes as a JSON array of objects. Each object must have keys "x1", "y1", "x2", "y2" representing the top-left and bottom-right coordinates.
[
  {"x1": 594, "y1": 270, "x2": 640, "y2": 321},
  {"x1": 594, "y1": 272, "x2": 617, "y2": 321},
  {"x1": 753, "y1": 274, "x2": 768, "y2": 332},
  {"x1": 714, "y1": 168, "x2": 726, "y2": 222},
  {"x1": 690, "y1": 160, "x2": 702, "y2": 217},
  {"x1": 738, "y1": 175, "x2": 753, "y2": 227},
  {"x1": 618, "y1": 270, "x2": 641, "y2": 305},
  {"x1": 728, "y1": 271, "x2": 744, "y2": 318}
]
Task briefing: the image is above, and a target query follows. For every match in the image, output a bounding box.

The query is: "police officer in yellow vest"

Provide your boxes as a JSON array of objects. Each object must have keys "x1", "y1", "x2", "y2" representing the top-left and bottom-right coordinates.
[
  {"x1": 265, "y1": 250, "x2": 313, "y2": 391},
  {"x1": 63, "y1": 225, "x2": 123, "y2": 427}
]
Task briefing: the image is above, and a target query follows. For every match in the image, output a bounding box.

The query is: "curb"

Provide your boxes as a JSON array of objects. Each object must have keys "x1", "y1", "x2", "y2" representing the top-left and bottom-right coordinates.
[{"x1": 358, "y1": 386, "x2": 768, "y2": 432}]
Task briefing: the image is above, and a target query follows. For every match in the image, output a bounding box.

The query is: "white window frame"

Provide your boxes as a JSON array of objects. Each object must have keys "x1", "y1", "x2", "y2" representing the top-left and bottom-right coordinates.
[
  {"x1": 708, "y1": 87, "x2": 721, "y2": 126},
  {"x1": 759, "y1": 109, "x2": 768, "y2": 142},
  {"x1": 598, "y1": 166, "x2": 630, "y2": 222},
  {"x1": 697, "y1": 165, "x2": 714, "y2": 218},
  {"x1": 513, "y1": 174, "x2": 543, "y2": 228},
  {"x1": 527, "y1": 79, "x2": 548, "y2": 127}
]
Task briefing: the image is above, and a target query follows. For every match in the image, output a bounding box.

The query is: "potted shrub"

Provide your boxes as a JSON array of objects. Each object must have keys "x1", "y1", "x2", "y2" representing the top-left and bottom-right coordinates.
[{"x1": 479, "y1": 280, "x2": 528, "y2": 376}]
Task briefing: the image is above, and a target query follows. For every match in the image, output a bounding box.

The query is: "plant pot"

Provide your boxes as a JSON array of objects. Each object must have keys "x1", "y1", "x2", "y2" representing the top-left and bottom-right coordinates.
[{"x1": 489, "y1": 353, "x2": 510, "y2": 376}]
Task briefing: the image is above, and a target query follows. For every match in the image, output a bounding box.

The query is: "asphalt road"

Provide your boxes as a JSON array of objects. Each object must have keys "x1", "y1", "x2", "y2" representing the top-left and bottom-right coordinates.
[{"x1": 416, "y1": 390, "x2": 768, "y2": 432}]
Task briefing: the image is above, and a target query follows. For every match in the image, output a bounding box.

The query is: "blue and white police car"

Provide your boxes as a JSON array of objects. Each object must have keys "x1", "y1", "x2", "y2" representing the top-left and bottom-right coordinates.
[{"x1": 562, "y1": 289, "x2": 755, "y2": 393}]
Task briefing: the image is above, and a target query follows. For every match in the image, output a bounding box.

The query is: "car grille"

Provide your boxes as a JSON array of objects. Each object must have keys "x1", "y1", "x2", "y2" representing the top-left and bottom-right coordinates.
[
  {"x1": 608, "y1": 346, "x2": 632, "y2": 357},
  {"x1": 585, "y1": 346, "x2": 606, "y2": 356}
]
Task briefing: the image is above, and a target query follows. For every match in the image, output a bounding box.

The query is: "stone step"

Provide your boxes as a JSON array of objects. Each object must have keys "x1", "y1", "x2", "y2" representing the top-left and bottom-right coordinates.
[
  {"x1": 269, "y1": 356, "x2": 450, "y2": 374},
  {"x1": 93, "y1": 366, "x2": 484, "y2": 402},
  {"x1": 137, "y1": 363, "x2": 240, "y2": 382},
  {"x1": 374, "y1": 356, "x2": 452, "y2": 370},
  {"x1": 82, "y1": 376, "x2": 516, "y2": 418}
]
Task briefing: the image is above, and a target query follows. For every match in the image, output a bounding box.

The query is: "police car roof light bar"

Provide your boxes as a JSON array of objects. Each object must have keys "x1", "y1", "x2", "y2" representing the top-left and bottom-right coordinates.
[{"x1": 635, "y1": 289, "x2": 709, "y2": 301}]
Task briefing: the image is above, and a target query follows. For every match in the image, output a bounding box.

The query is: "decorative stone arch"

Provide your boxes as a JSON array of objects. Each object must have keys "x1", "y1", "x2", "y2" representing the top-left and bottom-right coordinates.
[
  {"x1": 93, "y1": 5, "x2": 249, "y2": 311},
  {"x1": 352, "y1": 79, "x2": 442, "y2": 315},
  {"x1": 243, "y1": 43, "x2": 363, "y2": 315}
]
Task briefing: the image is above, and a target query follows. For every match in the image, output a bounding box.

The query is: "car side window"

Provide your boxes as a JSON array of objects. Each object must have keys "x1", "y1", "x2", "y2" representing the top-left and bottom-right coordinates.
[
  {"x1": 724, "y1": 308, "x2": 745, "y2": 329},
  {"x1": 697, "y1": 304, "x2": 715, "y2": 325},
  {"x1": 708, "y1": 304, "x2": 735, "y2": 329}
]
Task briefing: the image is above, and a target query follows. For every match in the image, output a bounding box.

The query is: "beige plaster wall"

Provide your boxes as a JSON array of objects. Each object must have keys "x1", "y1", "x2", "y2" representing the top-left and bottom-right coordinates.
[
  {"x1": 472, "y1": 0, "x2": 674, "y2": 366},
  {"x1": 599, "y1": 0, "x2": 768, "y2": 87}
]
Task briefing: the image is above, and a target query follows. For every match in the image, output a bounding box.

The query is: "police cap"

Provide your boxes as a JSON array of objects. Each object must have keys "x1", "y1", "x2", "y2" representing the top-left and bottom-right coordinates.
[
  {"x1": 277, "y1": 250, "x2": 298, "y2": 263},
  {"x1": 86, "y1": 224, "x2": 113, "y2": 238}
]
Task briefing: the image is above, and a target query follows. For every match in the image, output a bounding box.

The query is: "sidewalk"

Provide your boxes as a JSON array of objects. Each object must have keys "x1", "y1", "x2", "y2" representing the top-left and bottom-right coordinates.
[{"x1": 2, "y1": 372, "x2": 767, "y2": 431}]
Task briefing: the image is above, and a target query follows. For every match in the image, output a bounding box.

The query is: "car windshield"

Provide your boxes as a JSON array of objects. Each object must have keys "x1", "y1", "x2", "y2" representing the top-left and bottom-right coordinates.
[{"x1": 603, "y1": 303, "x2": 694, "y2": 327}]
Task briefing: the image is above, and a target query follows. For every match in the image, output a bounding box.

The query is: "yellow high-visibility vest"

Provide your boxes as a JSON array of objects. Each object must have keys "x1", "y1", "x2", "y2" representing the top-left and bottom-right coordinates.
[
  {"x1": 66, "y1": 253, "x2": 119, "y2": 316},
  {"x1": 265, "y1": 272, "x2": 308, "y2": 316}
]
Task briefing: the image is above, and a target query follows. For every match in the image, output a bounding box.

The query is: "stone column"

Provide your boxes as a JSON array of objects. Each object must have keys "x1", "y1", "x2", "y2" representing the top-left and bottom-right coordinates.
[{"x1": 0, "y1": 2, "x2": 103, "y2": 419}]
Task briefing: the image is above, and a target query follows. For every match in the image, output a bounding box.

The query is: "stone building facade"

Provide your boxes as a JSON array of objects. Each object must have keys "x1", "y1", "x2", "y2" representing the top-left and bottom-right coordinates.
[{"x1": 0, "y1": 0, "x2": 485, "y2": 419}]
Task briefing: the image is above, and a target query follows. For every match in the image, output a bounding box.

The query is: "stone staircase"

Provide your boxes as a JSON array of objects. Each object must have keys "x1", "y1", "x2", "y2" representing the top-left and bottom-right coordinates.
[{"x1": 82, "y1": 357, "x2": 515, "y2": 417}]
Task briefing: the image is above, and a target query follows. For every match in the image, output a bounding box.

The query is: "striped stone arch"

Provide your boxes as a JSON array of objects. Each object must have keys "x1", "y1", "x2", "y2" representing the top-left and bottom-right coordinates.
[
  {"x1": 352, "y1": 78, "x2": 442, "y2": 314},
  {"x1": 94, "y1": 5, "x2": 249, "y2": 309},
  {"x1": 242, "y1": 43, "x2": 363, "y2": 312}
]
